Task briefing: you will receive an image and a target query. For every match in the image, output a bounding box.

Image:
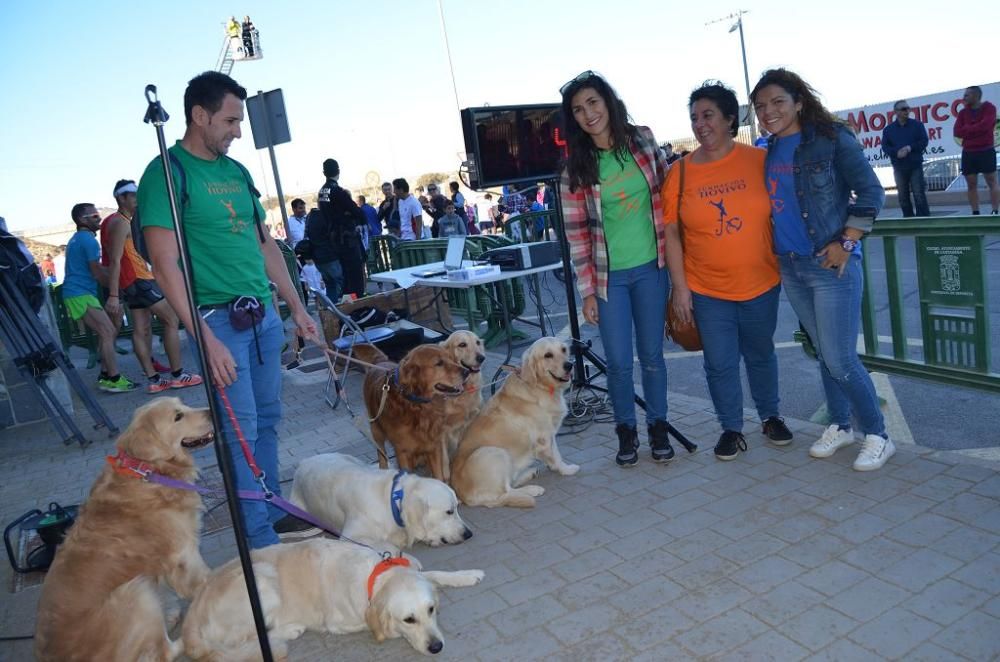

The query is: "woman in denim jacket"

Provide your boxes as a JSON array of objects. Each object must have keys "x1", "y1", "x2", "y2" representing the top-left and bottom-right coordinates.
[{"x1": 751, "y1": 68, "x2": 894, "y2": 472}]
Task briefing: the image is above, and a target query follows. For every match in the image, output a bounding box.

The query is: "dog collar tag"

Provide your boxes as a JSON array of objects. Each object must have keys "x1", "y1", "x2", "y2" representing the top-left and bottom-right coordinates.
[
  {"x1": 367, "y1": 556, "x2": 411, "y2": 600},
  {"x1": 390, "y1": 470, "x2": 406, "y2": 528}
]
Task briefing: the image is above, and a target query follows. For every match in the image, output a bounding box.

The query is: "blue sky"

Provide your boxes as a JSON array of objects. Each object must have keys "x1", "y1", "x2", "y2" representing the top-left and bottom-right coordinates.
[{"x1": 1, "y1": 0, "x2": 994, "y2": 232}]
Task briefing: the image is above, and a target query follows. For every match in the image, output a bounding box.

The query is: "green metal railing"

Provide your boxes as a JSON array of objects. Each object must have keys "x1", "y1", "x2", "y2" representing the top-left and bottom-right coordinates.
[{"x1": 860, "y1": 216, "x2": 999, "y2": 392}]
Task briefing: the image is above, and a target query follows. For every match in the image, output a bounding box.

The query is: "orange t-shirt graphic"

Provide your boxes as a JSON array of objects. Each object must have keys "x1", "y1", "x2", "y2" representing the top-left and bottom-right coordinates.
[
  {"x1": 100, "y1": 213, "x2": 153, "y2": 289},
  {"x1": 661, "y1": 144, "x2": 779, "y2": 301}
]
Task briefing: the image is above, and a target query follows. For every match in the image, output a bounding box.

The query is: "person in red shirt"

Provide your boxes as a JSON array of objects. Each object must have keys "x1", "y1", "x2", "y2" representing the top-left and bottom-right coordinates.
[{"x1": 953, "y1": 85, "x2": 999, "y2": 215}]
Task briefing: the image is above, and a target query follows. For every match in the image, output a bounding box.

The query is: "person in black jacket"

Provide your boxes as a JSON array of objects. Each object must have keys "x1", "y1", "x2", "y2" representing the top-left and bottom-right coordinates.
[{"x1": 308, "y1": 158, "x2": 367, "y2": 301}]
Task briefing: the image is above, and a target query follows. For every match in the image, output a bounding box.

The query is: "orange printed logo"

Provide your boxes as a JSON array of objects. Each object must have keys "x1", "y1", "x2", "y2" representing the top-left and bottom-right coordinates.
[{"x1": 221, "y1": 200, "x2": 248, "y2": 233}]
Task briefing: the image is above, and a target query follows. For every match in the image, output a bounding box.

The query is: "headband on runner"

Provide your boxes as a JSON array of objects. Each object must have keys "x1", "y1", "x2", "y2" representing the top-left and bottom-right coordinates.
[{"x1": 113, "y1": 182, "x2": 138, "y2": 197}]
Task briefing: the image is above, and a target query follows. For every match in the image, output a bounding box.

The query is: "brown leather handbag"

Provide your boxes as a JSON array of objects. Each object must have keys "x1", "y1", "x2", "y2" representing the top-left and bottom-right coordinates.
[{"x1": 665, "y1": 156, "x2": 703, "y2": 352}]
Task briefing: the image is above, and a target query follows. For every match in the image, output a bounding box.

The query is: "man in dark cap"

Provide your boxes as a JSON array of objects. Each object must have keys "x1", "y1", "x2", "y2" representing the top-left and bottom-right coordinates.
[{"x1": 307, "y1": 158, "x2": 367, "y2": 301}]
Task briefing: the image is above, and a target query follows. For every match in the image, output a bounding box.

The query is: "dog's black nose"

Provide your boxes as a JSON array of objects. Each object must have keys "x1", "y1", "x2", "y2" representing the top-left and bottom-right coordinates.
[
  {"x1": 563, "y1": 361, "x2": 573, "y2": 372},
  {"x1": 462, "y1": 527, "x2": 473, "y2": 540},
  {"x1": 476, "y1": 353, "x2": 486, "y2": 364},
  {"x1": 428, "y1": 639, "x2": 443, "y2": 654}
]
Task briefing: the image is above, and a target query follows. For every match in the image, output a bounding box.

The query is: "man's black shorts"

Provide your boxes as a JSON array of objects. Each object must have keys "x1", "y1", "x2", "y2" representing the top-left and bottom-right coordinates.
[
  {"x1": 123, "y1": 279, "x2": 165, "y2": 310},
  {"x1": 960, "y1": 148, "x2": 998, "y2": 176}
]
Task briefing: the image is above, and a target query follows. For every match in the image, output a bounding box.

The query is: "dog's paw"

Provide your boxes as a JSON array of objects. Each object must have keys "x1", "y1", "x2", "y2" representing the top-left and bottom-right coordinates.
[
  {"x1": 465, "y1": 569, "x2": 485, "y2": 584},
  {"x1": 524, "y1": 485, "x2": 545, "y2": 497},
  {"x1": 559, "y1": 463, "x2": 580, "y2": 476}
]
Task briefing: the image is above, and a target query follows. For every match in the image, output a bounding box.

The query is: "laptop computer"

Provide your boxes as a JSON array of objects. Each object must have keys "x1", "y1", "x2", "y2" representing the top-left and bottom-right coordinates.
[{"x1": 411, "y1": 236, "x2": 465, "y2": 278}]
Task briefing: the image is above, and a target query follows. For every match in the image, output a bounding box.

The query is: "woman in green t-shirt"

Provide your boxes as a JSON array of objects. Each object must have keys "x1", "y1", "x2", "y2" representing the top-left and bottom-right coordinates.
[{"x1": 559, "y1": 71, "x2": 672, "y2": 468}]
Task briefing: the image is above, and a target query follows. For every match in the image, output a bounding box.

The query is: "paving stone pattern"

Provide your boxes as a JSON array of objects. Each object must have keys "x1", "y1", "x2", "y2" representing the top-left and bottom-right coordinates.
[{"x1": 1, "y1": 344, "x2": 998, "y2": 661}]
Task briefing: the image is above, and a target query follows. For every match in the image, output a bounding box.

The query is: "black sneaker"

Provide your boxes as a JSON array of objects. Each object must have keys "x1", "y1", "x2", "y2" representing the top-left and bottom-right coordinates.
[
  {"x1": 615, "y1": 424, "x2": 639, "y2": 467},
  {"x1": 762, "y1": 416, "x2": 793, "y2": 446},
  {"x1": 714, "y1": 431, "x2": 748, "y2": 461},
  {"x1": 274, "y1": 514, "x2": 323, "y2": 541},
  {"x1": 648, "y1": 420, "x2": 675, "y2": 463}
]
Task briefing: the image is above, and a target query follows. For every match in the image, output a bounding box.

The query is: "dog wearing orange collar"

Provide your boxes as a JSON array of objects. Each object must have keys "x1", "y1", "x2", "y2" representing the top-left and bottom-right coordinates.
[
  {"x1": 35, "y1": 397, "x2": 214, "y2": 662},
  {"x1": 182, "y1": 539, "x2": 484, "y2": 659}
]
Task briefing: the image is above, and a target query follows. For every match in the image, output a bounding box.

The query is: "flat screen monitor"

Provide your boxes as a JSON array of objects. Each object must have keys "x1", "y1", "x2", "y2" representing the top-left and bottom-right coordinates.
[{"x1": 461, "y1": 104, "x2": 566, "y2": 189}]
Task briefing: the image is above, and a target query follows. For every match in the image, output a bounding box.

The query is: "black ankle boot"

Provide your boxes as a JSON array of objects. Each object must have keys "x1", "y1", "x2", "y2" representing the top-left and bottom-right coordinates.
[
  {"x1": 615, "y1": 424, "x2": 639, "y2": 467},
  {"x1": 648, "y1": 420, "x2": 675, "y2": 463}
]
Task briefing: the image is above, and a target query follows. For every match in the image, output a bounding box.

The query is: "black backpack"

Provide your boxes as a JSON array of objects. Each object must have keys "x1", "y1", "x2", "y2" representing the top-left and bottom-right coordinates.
[
  {"x1": 132, "y1": 152, "x2": 266, "y2": 263},
  {"x1": 0, "y1": 229, "x2": 45, "y2": 313}
]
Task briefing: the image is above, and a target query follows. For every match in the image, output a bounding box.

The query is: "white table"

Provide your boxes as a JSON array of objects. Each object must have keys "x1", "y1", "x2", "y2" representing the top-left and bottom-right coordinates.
[{"x1": 371, "y1": 259, "x2": 564, "y2": 387}]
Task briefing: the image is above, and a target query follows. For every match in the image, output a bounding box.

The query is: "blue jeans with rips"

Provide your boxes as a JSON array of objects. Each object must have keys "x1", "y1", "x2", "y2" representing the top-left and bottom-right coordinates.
[
  {"x1": 596, "y1": 260, "x2": 669, "y2": 428},
  {"x1": 197, "y1": 303, "x2": 285, "y2": 548},
  {"x1": 779, "y1": 254, "x2": 886, "y2": 436},
  {"x1": 691, "y1": 285, "x2": 781, "y2": 432}
]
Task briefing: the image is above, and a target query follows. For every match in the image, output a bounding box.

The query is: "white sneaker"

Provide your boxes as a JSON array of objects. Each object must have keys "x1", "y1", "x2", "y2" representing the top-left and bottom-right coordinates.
[
  {"x1": 809, "y1": 424, "x2": 855, "y2": 458},
  {"x1": 853, "y1": 435, "x2": 896, "y2": 472}
]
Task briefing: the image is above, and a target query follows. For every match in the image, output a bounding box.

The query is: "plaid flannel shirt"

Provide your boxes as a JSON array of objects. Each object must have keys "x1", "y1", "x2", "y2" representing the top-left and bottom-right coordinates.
[{"x1": 560, "y1": 125, "x2": 669, "y2": 301}]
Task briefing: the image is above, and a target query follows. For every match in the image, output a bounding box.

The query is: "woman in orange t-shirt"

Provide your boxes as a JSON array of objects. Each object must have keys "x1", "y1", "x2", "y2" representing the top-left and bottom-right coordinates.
[{"x1": 661, "y1": 82, "x2": 792, "y2": 462}]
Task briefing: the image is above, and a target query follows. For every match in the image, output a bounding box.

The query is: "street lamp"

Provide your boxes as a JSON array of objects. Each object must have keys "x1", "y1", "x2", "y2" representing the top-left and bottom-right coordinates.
[{"x1": 708, "y1": 10, "x2": 757, "y2": 140}]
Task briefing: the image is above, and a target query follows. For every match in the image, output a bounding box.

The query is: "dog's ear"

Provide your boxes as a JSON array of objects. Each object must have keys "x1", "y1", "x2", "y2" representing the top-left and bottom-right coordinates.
[
  {"x1": 422, "y1": 569, "x2": 485, "y2": 588},
  {"x1": 365, "y1": 592, "x2": 393, "y2": 641},
  {"x1": 118, "y1": 401, "x2": 170, "y2": 461}
]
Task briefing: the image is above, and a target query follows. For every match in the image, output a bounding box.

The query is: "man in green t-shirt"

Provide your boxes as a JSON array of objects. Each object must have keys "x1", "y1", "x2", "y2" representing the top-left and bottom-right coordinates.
[{"x1": 138, "y1": 71, "x2": 319, "y2": 548}]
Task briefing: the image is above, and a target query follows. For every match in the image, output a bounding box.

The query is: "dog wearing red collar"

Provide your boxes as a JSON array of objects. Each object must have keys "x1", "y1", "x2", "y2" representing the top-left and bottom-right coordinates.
[
  {"x1": 35, "y1": 397, "x2": 214, "y2": 661},
  {"x1": 182, "y1": 539, "x2": 484, "y2": 659}
]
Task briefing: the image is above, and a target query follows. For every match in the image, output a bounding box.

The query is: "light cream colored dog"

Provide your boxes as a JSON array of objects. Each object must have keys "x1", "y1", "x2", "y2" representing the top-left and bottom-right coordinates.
[
  {"x1": 289, "y1": 453, "x2": 473, "y2": 549},
  {"x1": 439, "y1": 330, "x2": 486, "y2": 478},
  {"x1": 450, "y1": 337, "x2": 578, "y2": 508},
  {"x1": 34, "y1": 398, "x2": 213, "y2": 662},
  {"x1": 182, "y1": 539, "x2": 484, "y2": 660}
]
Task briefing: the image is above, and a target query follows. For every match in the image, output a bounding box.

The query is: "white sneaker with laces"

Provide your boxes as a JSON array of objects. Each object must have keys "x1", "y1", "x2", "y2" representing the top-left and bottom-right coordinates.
[
  {"x1": 809, "y1": 424, "x2": 855, "y2": 458},
  {"x1": 854, "y1": 434, "x2": 896, "y2": 471}
]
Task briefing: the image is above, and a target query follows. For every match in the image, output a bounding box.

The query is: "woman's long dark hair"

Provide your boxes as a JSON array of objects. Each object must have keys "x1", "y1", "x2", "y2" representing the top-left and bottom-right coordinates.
[
  {"x1": 750, "y1": 68, "x2": 846, "y2": 139},
  {"x1": 560, "y1": 73, "x2": 634, "y2": 192}
]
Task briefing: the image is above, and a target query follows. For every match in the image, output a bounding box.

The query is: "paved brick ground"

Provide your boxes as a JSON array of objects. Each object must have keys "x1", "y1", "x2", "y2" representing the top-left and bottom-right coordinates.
[{"x1": 1, "y1": 339, "x2": 998, "y2": 661}]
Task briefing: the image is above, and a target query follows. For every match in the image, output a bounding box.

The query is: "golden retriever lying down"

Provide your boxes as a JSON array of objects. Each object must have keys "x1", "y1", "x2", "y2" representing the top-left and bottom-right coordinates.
[
  {"x1": 439, "y1": 330, "x2": 486, "y2": 474},
  {"x1": 289, "y1": 452, "x2": 473, "y2": 549},
  {"x1": 34, "y1": 397, "x2": 214, "y2": 662},
  {"x1": 182, "y1": 539, "x2": 485, "y2": 660},
  {"x1": 451, "y1": 337, "x2": 578, "y2": 508},
  {"x1": 356, "y1": 343, "x2": 468, "y2": 481}
]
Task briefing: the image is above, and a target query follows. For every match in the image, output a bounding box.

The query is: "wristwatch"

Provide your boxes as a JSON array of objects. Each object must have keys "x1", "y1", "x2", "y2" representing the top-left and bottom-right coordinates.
[{"x1": 839, "y1": 235, "x2": 859, "y2": 252}]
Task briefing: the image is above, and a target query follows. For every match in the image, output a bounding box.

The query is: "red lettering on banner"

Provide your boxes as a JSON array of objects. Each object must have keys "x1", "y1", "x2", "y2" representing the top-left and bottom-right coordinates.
[
  {"x1": 931, "y1": 102, "x2": 950, "y2": 122},
  {"x1": 870, "y1": 113, "x2": 887, "y2": 131},
  {"x1": 951, "y1": 99, "x2": 964, "y2": 116},
  {"x1": 847, "y1": 111, "x2": 868, "y2": 133}
]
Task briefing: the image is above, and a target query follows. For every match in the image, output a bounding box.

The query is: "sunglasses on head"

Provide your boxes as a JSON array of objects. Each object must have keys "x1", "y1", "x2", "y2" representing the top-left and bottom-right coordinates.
[{"x1": 560, "y1": 70, "x2": 600, "y2": 96}]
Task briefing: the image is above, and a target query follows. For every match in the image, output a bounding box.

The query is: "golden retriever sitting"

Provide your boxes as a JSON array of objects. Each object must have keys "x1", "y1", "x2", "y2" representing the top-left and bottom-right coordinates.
[
  {"x1": 289, "y1": 453, "x2": 473, "y2": 549},
  {"x1": 182, "y1": 539, "x2": 484, "y2": 660},
  {"x1": 357, "y1": 343, "x2": 468, "y2": 481},
  {"x1": 450, "y1": 337, "x2": 578, "y2": 508},
  {"x1": 35, "y1": 397, "x2": 214, "y2": 662},
  {"x1": 439, "y1": 330, "x2": 486, "y2": 477}
]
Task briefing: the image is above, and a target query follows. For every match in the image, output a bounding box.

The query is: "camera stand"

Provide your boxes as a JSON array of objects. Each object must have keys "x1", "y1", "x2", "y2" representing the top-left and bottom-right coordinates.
[{"x1": 548, "y1": 179, "x2": 696, "y2": 453}]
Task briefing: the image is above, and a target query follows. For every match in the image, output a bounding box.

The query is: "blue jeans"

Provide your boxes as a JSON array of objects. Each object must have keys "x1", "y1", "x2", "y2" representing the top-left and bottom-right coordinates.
[
  {"x1": 197, "y1": 304, "x2": 285, "y2": 548},
  {"x1": 596, "y1": 260, "x2": 669, "y2": 428},
  {"x1": 779, "y1": 254, "x2": 886, "y2": 436},
  {"x1": 892, "y1": 163, "x2": 929, "y2": 217},
  {"x1": 692, "y1": 286, "x2": 781, "y2": 432},
  {"x1": 316, "y1": 259, "x2": 344, "y2": 304}
]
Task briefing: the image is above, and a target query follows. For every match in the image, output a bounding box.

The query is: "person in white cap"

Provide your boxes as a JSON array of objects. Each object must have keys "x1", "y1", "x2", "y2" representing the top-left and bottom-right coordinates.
[{"x1": 100, "y1": 178, "x2": 203, "y2": 393}]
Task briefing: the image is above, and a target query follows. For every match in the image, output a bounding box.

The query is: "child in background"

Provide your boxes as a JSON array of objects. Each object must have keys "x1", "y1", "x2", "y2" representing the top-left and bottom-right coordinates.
[
  {"x1": 437, "y1": 202, "x2": 468, "y2": 237},
  {"x1": 300, "y1": 258, "x2": 326, "y2": 301}
]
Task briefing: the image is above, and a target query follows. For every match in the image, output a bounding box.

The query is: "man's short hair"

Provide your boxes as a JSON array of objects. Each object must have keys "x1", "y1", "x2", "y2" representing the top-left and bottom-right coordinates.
[
  {"x1": 322, "y1": 158, "x2": 340, "y2": 177},
  {"x1": 382, "y1": 181, "x2": 391, "y2": 188},
  {"x1": 392, "y1": 178, "x2": 409, "y2": 193},
  {"x1": 967, "y1": 85, "x2": 983, "y2": 98},
  {"x1": 184, "y1": 71, "x2": 247, "y2": 125},
  {"x1": 291, "y1": 198, "x2": 305, "y2": 208},
  {"x1": 357, "y1": 195, "x2": 367, "y2": 204},
  {"x1": 894, "y1": 100, "x2": 909, "y2": 110},
  {"x1": 70, "y1": 203, "x2": 94, "y2": 224}
]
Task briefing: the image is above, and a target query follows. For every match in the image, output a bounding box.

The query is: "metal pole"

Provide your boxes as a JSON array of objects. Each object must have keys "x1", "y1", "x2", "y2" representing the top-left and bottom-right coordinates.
[
  {"x1": 142, "y1": 85, "x2": 274, "y2": 662},
  {"x1": 736, "y1": 17, "x2": 757, "y2": 140},
  {"x1": 257, "y1": 90, "x2": 291, "y2": 241},
  {"x1": 436, "y1": 0, "x2": 462, "y2": 113}
]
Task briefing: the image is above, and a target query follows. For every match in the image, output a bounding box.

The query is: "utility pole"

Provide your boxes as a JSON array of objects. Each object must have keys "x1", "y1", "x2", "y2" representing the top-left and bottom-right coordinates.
[{"x1": 707, "y1": 10, "x2": 757, "y2": 140}]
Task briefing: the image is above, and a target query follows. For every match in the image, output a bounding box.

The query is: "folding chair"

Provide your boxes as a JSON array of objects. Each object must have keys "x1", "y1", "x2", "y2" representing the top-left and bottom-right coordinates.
[{"x1": 312, "y1": 288, "x2": 396, "y2": 411}]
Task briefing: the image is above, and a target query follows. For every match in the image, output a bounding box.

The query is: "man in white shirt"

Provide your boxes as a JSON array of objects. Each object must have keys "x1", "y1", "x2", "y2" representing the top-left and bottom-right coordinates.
[
  {"x1": 394, "y1": 177, "x2": 423, "y2": 241},
  {"x1": 286, "y1": 198, "x2": 307, "y2": 248}
]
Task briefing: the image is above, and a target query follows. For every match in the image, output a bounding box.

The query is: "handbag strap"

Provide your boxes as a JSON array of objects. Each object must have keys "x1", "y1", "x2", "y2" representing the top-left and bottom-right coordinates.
[{"x1": 675, "y1": 156, "x2": 687, "y2": 242}]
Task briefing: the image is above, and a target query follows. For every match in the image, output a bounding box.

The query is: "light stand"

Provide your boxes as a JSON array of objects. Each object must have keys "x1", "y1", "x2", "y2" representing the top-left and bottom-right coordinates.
[
  {"x1": 142, "y1": 85, "x2": 274, "y2": 661},
  {"x1": 548, "y1": 180, "x2": 696, "y2": 453}
]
